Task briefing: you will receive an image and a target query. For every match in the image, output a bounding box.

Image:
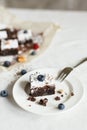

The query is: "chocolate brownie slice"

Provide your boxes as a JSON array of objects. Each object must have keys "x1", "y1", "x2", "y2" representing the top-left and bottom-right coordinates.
[
  {"x1": 28, "y1": 72, "x2": 55, "y2": 97},
  {"x1": 0, "y1": 39, "x2": 18, "y2": 56}
]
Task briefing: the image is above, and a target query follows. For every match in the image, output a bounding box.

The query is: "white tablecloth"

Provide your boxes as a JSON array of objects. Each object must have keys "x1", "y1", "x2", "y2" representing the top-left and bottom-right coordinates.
[{"x1": 0, "y1": 8, "x2": 87, "y2": 130}]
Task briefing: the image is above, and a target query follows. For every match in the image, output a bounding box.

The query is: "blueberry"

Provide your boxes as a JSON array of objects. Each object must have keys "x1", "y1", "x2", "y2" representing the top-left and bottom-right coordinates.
[
  {"x1": 0, "y1": 90, "x2": 8, "y2": 97},
  {"x1": 37, "y1": 75, "x2": 45, "y2": 82},
  {"x1": 30, "y1": 50, "x2": 36, "y2": 55},
  {"x1": 23, "y1": 30, "x2": 28, "y2": 33},
  {"x1": 58, "y1": 103, "x2": 65, "y2": 110},
  {"x1": 21, "y1": 69, "x2": 27, "y2": 75},
  {"x1": 3, "y1": 61, "x2": 11, "y2": 67}
]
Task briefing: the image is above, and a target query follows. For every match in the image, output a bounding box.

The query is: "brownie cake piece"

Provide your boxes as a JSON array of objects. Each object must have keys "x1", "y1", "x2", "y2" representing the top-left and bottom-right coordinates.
[
  {"x1": 0, "y1": 39, "x2": 18, "y2": 55},
  {"x1": 28, "y1": 72, "x2": 55, "y2": 97},
  {"x1": 0, "y1": 27, "x2": 18, "y2": 55}
]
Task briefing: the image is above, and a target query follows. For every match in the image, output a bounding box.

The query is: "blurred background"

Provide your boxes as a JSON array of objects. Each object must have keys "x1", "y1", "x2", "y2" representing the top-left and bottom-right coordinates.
[{"x1": 0, "y1": 0, "x2": 87, "y2": 10}]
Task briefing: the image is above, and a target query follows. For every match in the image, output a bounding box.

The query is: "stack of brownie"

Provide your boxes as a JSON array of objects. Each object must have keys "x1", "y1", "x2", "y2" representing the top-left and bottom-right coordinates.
[{"x1": 0, "y1": 25, "x2": 43, "y2": 56}]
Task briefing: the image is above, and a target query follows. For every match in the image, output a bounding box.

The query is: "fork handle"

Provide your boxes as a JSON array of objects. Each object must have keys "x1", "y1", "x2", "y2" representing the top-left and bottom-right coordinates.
[{"x1": 73, "y1": 57, "x2": 87, "y2": 68}]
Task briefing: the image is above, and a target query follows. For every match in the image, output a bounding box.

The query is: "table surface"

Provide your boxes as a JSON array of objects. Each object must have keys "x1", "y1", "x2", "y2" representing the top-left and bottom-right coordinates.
[{"x1": 1, "y1": 8, "x2": 87, "y2": 130}]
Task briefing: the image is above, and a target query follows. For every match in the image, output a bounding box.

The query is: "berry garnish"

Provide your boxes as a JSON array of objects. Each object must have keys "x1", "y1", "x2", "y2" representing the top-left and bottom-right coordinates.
[
  {"x1": 3, "y1": 61, "x2": 11, "y2": 67},
  {"x1": 58, "y1": 103, "x2": 65, "y2": 110},
  {"x1": 0, "y1": 90, "x2": 8, "y2": 97},
  {"x1": 21, "y1": 69, "x2": 27, "y2": 75},
  {"x1": 37, "y1": 74, "x2": 45, "y2": 82},
  {"x1": 23, "y1": 30, "x2": 28, "y2": 33},
  {"x1": 30, "y1": 50, "x2": 36, "y2": 55},
  {"x1": 33, "y1": 43, "x2": 39, "y2": 50}
]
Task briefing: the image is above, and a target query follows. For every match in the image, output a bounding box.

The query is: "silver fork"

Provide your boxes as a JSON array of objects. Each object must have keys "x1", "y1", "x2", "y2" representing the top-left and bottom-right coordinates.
[{"x1": 56, "y1": 57, "x2": 87, "y2": 82}]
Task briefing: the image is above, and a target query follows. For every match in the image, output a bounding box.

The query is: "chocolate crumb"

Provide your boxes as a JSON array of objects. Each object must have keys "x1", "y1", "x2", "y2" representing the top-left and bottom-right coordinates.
[
  {"x1": 39, "y1": 98, "x2": 48, "y2": 106},
  {"x1": 71, "y1": 92, "x2": 74, "y2": 96},
  {"x1": 54, "y1": 96, "x2": 60, "y2": 101},
  {"x1": 29, "y1": 105, "x2": 31, "y2": 107},
  {"x1": 27, "y1": 96, "x2": 36, "y2": 102},
  {"x1": 61, "y1": 95, "x2": 64, "y2": 97}
]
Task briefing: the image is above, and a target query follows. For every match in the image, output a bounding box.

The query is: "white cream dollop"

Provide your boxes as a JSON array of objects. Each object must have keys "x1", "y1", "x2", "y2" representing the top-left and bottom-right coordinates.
[
  {"x1": 17, "y1": 30, "x2": 32, "y2": 42},
  {"x1": 29, "y1": 72, "x2": 55, "y2": 89}
]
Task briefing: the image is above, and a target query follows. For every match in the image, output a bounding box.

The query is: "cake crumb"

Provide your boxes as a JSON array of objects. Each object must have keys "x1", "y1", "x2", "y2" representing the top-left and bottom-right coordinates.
[
  {"x1": 71, "y1": 92, "x2": 74, "y2": 96},
  {"x1": 38, "y1": 98, "x2": 48, "y2": 106},
  {"x1": 57, "y1": 89, "x2": 64, "y2": 94},
  {"x1": 54, "y1": 96, "x2": 60, "y2": 101},
  {"x1": 27, "y1": 96, "x2": 36, "y2": 102}
]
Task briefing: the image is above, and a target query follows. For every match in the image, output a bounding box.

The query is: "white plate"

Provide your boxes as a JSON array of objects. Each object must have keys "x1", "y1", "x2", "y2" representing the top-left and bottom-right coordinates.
[{"x1": 13, "y1": 68, "x2": 84, "y2": 115}]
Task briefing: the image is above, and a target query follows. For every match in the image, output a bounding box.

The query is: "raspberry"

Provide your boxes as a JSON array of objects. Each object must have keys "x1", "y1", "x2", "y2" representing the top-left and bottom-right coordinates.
[{"x1": 33, "y1": 43, "x2": 39, "y2": 50}]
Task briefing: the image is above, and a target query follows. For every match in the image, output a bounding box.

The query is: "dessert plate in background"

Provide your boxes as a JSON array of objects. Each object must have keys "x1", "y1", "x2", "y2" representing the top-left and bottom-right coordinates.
[
  {"x1": 12, "y1": 68, "x2": 84, "y2": 115},
  {"x1": 0, "y1": 7, "x2": 59, "y2": 71}
]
